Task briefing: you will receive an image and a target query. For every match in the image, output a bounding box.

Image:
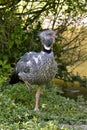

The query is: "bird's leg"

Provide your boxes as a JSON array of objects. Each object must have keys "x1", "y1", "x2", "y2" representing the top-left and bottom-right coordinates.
[
  {"x1": 20, "y1": 77, "x2": 31, "y2": 89},
  {"x1": 24, "y1": 81, "x2": 31, "y2": 89},
  {"x1": 34, "y1": 86, "x2": 41, "y2": 111}
]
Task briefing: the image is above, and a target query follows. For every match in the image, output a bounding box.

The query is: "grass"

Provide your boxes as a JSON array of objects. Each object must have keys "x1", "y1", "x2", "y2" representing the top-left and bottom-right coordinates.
[{"x1": 0, "y1": 76, "x2": 87, "y2": 130}]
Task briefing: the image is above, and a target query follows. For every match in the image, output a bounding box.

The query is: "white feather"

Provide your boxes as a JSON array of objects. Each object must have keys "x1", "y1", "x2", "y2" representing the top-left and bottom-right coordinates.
[{"x1": 43, "y1": 44, "x2": 51, "y2": 50}]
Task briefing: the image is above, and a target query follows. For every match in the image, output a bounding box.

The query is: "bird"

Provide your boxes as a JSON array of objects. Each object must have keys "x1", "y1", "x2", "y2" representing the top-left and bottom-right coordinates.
[{"x1": 9, "y1": 30, "x2": 58, "y2": 111}]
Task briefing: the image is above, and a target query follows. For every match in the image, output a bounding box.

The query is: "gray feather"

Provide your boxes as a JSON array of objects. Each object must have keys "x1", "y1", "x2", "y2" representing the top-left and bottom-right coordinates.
[
  {"x1": 10, "y1": 30, "x2": 58, "y2": 85},
  {"x1": 15, "y1": 51, "x2": 57, "y2": 85}
]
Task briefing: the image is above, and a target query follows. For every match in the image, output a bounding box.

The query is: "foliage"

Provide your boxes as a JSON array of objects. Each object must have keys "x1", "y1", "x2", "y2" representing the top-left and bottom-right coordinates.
[
  {"x1": 0, "y1": 77, "x2": 87, "y2": 129},
  {"x1": 0, "y1": 2, "x2": 87, "y2": 128},
  {"x1": 0, "y1": 60, "x2": 12, "y2": 85},
  {"x1": 0, "y1": 0, "x2": 87, "y2": 79},
  {"x1": 0, "y1": 2, "x2": 87, "y2": 129}
]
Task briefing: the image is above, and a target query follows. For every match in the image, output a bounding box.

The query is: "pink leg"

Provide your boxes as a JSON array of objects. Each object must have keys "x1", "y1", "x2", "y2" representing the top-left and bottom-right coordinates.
[{"x1": 34, "y1": 87, "x2": 41, "y2": 111}]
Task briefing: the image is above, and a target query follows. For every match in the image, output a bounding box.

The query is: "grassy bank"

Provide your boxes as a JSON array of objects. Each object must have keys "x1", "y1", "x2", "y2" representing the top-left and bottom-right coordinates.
[{"x1": 0, "y1": 77, "x2": 87, "y2": 129}]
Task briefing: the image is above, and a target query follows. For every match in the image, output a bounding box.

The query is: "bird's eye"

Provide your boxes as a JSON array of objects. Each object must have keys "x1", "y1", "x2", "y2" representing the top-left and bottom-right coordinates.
[{"x1": 48, "y1": 33, "x2": 57, "y2": 38}]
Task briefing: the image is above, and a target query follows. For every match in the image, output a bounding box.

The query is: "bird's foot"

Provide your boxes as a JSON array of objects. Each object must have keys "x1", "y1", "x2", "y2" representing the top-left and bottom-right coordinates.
[
  {"x1": 21, "y1": 79, "x2": 31, "y2": 90},
  {"x1": 34, "y1": 107, "x2": 39, "y2": 111},
  {"x1": 24, "y1": 81, "x2": 31, "y2": 89}
]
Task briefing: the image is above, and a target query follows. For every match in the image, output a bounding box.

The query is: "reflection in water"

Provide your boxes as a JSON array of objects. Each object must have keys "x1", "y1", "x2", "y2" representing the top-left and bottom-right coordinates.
[{"x1": 52, "y1": 78, "x2": 87, "y2": 100}]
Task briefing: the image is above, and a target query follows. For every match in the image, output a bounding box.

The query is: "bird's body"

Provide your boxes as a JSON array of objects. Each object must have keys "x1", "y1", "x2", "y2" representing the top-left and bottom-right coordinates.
[
  {"x1": 9, "y1": 30, "x2": 58, "y2": 111},
  {"x1": 11, "y1": 51, "x2": 57, "y2": 85}
]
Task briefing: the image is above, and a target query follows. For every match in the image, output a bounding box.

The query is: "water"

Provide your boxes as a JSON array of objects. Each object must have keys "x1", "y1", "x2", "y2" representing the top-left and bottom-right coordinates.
[{"x1": 52, "y1": 78, "x2": 87, "y2": 100}]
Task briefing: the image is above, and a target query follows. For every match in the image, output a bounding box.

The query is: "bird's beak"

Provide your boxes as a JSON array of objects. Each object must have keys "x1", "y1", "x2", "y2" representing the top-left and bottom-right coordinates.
[
  {"x1": 52, "y1": 34, "x2": 57, "y2": 44},
  {"x1": 54, "y1": 34, "x2": 58, "y2": 38}
]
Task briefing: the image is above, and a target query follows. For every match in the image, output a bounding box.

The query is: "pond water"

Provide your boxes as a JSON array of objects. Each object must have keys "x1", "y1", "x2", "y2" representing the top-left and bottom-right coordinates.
[{"x1": 52, "y1": 78, "x2": 87, "y2": 100}]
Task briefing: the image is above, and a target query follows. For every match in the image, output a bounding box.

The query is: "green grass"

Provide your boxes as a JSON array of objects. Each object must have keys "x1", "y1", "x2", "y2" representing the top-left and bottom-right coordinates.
[{"x1": 0, "y1": 77, "x2": 87, "y2": 130}]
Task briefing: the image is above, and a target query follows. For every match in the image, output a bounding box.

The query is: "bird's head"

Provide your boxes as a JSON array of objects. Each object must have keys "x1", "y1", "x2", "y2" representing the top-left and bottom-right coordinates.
[{"x1": 38, "y1": 30, "x2": 57, "y2": 50}]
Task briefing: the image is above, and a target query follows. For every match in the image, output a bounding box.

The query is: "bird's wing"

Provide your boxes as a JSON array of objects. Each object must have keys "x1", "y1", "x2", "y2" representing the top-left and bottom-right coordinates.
[{"x1": 15, "y1": 52, "x2": 38, "y2": 73}]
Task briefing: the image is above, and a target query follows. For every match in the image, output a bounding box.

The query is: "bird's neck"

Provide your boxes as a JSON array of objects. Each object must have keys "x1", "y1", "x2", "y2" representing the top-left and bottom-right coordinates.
[{"x1": 42, "y1": 45, "x2": 52, "y2": 54}]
